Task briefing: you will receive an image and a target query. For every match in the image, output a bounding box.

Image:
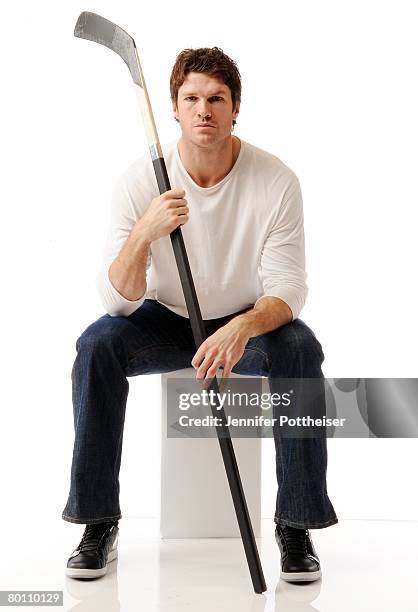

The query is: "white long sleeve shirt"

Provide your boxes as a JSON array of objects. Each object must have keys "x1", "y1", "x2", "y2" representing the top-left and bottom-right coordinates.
[{"x1": 97, "y1": 138, "x2": 308, "y2": 321}]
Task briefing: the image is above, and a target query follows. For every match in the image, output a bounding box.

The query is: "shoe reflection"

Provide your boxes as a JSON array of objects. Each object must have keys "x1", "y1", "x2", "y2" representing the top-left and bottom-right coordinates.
[
  {"x1": 65, "y1": 558, "x2": 120, "y2": 612},
  {"x1": 275, "y1": 577, "x2": 322, "y2": 612}
]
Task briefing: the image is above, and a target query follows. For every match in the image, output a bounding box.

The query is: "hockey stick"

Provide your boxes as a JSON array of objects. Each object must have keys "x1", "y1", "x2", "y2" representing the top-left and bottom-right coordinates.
[{"x1": 74, "y1": 12, "x2": 266, "y2": 594}]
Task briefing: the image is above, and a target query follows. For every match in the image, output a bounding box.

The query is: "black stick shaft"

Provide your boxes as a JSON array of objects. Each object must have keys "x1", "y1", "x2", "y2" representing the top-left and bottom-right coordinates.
[{"x1": 153, "y1": 156, "x2": 266, "y2": 594}]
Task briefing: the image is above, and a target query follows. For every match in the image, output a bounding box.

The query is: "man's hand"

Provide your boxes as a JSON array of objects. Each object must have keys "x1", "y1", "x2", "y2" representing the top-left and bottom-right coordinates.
[
  {"x1": 191, "y1": 317, "x2": 251, "y2": 388},
  {"x1": 191, "y1": 297, "x2": 292, "y2": 389},
  {"x1": 134, "y1": 188, "x2": 189, "y2": 243}
]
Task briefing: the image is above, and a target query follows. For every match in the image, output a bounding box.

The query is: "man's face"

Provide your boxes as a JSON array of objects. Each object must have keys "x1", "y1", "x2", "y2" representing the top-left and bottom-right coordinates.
[{"x1": 173, "y1": 72, "x2": 240, "y2": 147}]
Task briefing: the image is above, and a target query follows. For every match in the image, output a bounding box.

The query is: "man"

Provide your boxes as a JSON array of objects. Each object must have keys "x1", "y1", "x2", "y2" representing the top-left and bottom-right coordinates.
[{"x1": 63, "y1": 47, "x2": 338, "y2": 582}]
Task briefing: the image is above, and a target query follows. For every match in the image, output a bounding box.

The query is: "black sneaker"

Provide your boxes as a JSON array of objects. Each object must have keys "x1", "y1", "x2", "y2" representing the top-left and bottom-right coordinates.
[
  {"x1": 66, "y1": 520, "x2": 119, "y2": 579},
  {"x1": 275, "y1": 524, "x2": 322, "y2": 582}
]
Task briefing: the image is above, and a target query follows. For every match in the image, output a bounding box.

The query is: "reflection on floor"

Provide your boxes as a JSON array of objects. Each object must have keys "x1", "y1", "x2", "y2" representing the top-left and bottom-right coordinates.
[{"x1": 2, "y1": 518, "x2": 417, "y2": 611}]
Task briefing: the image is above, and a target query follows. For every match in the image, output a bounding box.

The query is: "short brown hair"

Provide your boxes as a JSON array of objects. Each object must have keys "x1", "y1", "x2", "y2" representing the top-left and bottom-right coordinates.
[{"x1": 170, "y1": 47, "x2": 242, "y2": 125}]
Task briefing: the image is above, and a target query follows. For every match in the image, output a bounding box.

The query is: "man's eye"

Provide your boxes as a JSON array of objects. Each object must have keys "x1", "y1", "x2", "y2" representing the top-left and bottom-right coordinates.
[{"x1": 184, "y1": 96, "x2": 223, "y2": 101}]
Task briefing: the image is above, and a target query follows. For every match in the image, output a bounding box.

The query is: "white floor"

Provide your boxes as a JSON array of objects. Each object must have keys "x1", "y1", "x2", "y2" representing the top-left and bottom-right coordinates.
[{"x1": 2, "y1": 518, "x2": 417, "y2": 611}]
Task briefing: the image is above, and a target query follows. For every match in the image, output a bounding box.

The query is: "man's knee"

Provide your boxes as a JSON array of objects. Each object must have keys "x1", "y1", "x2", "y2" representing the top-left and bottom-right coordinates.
[
  {"x1": 269, "y1": 319, "x2": 324, "y2": 363},
  {"x1": 75, "y1": 314, "x2": 130, "y2": 354}
]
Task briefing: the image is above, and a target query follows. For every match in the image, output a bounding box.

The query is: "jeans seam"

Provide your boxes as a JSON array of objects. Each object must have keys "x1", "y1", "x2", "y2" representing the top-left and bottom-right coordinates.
[
  {"x1": 274, "y1": 514, "x2": 338, "y2": 528},
  {"x1": 62, "y1": 513, "x2": 122, "y2": 523},
  {"x1": 241, "y1": 346, "x2": 271, "y2": 369}
]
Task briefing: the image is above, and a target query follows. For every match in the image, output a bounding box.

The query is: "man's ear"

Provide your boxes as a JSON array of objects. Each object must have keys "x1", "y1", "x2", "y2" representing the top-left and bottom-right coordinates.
[
  {"x1": 172, "y1": 102, "x2": 179, "y2": 121},
  {"x1": 233, "y1": 102, "x2": 240, "y2": 120}
]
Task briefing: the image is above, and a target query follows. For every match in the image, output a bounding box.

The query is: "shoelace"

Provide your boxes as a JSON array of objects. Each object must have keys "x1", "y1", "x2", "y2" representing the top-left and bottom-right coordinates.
[
  {"x1": 281, "y1": 526, "x2": 308, "y2": 555},
  {"x1": 77, "y1": 522, "x2": 115, "y2": 553}
]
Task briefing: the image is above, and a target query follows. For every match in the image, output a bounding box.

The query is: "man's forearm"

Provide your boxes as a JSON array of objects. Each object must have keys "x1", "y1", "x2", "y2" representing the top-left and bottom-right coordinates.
[
  {"x1": 108, "y1": 226, "x2": 151, "y2": 301},
  {"x1": 233, "y1": 296, "x2": 293, "y2": 339}
]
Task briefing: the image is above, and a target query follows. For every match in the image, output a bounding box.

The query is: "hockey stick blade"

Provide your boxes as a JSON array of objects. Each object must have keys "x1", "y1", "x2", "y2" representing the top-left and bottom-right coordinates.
[{"x1": 74, "y1": 11, "x2": 143, "y2": 87}]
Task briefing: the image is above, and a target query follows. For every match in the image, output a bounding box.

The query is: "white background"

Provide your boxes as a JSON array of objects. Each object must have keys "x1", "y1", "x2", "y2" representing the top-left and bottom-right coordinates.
[{"x1": 1, "y1": 0, "x2": 417, "y2": 535}]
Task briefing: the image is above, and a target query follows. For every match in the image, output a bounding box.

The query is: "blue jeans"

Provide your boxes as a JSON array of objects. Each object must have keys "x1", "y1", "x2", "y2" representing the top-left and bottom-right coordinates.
[{"x1": 62, "y1": 299, "x2": 338, "y2": 529}]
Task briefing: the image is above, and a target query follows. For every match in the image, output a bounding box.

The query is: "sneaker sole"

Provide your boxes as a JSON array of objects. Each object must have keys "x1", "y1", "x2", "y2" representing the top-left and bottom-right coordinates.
[
  {"x1": 66, "y1": 548, "x2": 118, "y2": 579},
  {"x1": 281, "y1": 568, "x2": 322, "y2": 582}
]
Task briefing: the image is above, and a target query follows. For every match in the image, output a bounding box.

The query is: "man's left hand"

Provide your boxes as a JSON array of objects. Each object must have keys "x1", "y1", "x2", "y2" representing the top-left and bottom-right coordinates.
[{"x1": 191, "y1": 317, "x2": 251, "y2": 387}]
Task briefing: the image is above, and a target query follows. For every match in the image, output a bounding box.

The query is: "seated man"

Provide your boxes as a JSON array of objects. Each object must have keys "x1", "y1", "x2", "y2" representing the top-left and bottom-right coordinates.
[{"x1": 63, "y1": 46, "x2": 338, "y2": 581}]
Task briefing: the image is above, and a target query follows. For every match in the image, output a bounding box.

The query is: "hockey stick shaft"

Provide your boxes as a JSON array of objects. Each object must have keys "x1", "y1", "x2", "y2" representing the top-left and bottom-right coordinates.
[{"x1": 152, "y1": 155, "x2": 266, "y2": 595}]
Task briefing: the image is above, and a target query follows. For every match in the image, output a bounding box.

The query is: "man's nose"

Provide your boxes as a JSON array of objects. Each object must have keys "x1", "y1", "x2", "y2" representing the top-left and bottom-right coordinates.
[{"x1": 198, "y1": 102, "x2": 212, "y2": 117}]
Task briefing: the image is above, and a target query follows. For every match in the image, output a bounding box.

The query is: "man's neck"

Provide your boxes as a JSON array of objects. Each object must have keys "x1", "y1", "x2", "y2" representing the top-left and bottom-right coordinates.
[{"x1": 177, "y1": 136, "x2": 241, "y2": 188}]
